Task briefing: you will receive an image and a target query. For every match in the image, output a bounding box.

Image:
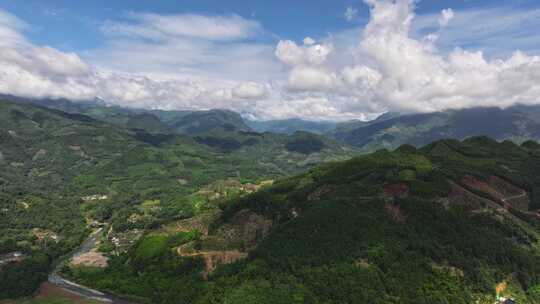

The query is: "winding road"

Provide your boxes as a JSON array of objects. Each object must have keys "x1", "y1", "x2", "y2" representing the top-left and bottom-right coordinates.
[
  {"x1": 44, "y1": 190, "x2": 530, "y2": 303},
  {"x1": 48, "y1": 229, "x2": 133, "y2": 304}
]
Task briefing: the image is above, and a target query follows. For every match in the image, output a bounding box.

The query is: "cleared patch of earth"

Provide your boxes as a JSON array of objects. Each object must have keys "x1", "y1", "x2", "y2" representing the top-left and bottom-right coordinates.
[
  {"x1": 175, "y1": 209, "x2": 272, "y2": 277},
  {"x1": 70, "y1": 249, "x2": 108, "y2": 268},
  {"x1": 177, "y1": 244, "x2": 247, "y2": 277}
]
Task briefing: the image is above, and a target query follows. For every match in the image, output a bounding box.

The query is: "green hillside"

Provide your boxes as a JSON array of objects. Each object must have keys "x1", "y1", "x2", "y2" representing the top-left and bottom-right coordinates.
[
  {"x1": 246, "y1": 118, "x2": 337, "y2": 135},
  {"x1": 4, "y1": 97, "x2": 540, "y2": 304},
  {"x1": 0, "y1": 99, "x2": 355, "y2": 300},
  {"x1": 0, "y1": 96, "x2": 249, "y2": 136},
  {"x1": 170, "y1": 110, "x2": 251, "y2": 135},
  {"x1": 67, "y1": 137, "x2": 540, "y2": 303},
  {"x1": 0, "y1": 101, "x2": 139, "y2": 298},
  {"x1": 329, "y1": 106, "x2": 540, "y2": 152}
]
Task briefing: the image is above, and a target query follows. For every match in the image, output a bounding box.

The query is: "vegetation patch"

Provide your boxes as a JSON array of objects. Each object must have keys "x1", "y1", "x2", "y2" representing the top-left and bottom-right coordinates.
[{"x1": 285, "y1": 134, "x2": 326, "y2": 154}]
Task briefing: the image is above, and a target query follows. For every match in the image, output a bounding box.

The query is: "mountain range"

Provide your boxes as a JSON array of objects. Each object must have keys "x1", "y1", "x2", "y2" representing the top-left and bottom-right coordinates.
[
  {"x1": 4, "y1": 95, "x2": 540, "y2": 153},
  {"x1": 330, "y1": 106, "x2": 540, "y2": 152},
  {"x1": 2, "y1": 95, "x2": 540, "y2": 303}
]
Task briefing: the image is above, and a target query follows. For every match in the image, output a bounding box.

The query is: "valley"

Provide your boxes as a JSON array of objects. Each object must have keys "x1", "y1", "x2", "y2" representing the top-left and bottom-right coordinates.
[
  {"x1": 2, "y1": 98, "x2": 540, "y2": 303},
  {"x1": 3, "y1": 0, "x2": 540, "y2": 303},
  {"x1": 0, "y1": 98, "x2": 355, "y2": 303},
  {"x1": 47, "y1": 228, "x2": 130, "y2": 304}
]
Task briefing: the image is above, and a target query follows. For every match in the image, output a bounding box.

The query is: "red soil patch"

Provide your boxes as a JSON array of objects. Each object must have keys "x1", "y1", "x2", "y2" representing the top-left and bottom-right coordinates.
[
  {"x1": 487, "y1": 176, "x2": 522, "y2": 196},
  {"x1": 447, "y1": 182, "x2": 486, "y2": 210},
  {"x1": 178, "y1": 245, "x2": 248, "y2": 278},
  {"x1": 461, "y1": 175, "x2": 505, "y2": 200},
  {"x1": 460, "y1": 175, "x2": 529, "y2": 210},
  {"x1": 177, "y1": 209, "x2": 271, "y2": 278},
  {"x1": 383, "y1": 183, "x2": 410, "y2": 199}
]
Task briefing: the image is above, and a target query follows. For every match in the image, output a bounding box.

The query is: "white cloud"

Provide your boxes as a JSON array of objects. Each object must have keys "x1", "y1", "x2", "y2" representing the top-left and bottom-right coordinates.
[
  {"x1": 102, "y1": 13, "x2": 263, "y2": 41},
  {"x1": 341, "y1": 66, "x2": 382, "y2": 87},
  {"x1": 275, "y1": 39, "x2": 333, "y2": 66},
  {"x1": 2, "y1": 2, "x2": 540, "y2": 121},
  {"x1": 438, "y1": 8, "x2": 454, "y2": 27},
  {"x1": 275, "y1": 0, "x2": 540, "y2": 116},
  {"x1": 232, "y1": 82, "x2": 267, "y2": 99},
  {"x1": 0, "y1": 9, "x2": 275, "y2": 114},
  {"x1": 274, "y1": 40, "x2": 305, "y2": 66},
  {"x1": 287, "y1": 67, "x2": 335, "y2": 91},
  {"x1": 413, "y1": 6, "x2": 540, "y2": 57},
  {"x1": 0, "y1": 10, "x2": 27, "y2": 45},
  {"x1": 358, "y1": 0, "x2": 540, "y2": 113},
  {"x1": 421, "y1": 8, "x2": 455, "y2": 44},
  {"x1": 303, "y1": 37, "x2": 316, "y2": 45},
  {"x1": 345, "y1": 7, "x2": 358, "y2": 22},
  {"x1": 87, "y1": 13, "x2": 282, "y2": 84}
]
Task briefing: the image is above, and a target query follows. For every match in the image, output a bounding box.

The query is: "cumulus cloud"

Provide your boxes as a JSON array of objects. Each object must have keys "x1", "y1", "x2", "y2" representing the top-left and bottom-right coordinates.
[
  {"x1": 232, "y1": 82, "x2": 267, "y2": 99},
  {"x1": 287, "y1": 67, "x2": 335, "y2": 91},
  {"x1": 341, "y1": 66, "x2": 382, "y2": 87},
  {"x1": 276, "y1": 0, "x2": 540, "y2": 116},
  {"x1": 275, "y1": 39, "x2": 333, "y2": 66},
  {"x1": 2, "y1": 1, "x2": 540, "y2": 121},
  {"x1": 355, "y1": 0, "x2": 540, "y2": 113}
]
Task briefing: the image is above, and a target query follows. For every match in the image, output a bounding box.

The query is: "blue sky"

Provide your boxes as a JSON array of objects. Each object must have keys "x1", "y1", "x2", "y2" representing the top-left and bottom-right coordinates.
[
  {"x1": 1, "y1": 0, "x2": 540, "y2": 120},
  {"x1": 2, "y1": 0, "x2": 538, "y2": 54}
]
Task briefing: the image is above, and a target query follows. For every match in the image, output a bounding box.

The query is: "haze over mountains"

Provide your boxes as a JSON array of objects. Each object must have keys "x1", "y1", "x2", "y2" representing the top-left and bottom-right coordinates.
[{"x1": 5, "y1": 94, "x2": 540, "y2": 154}]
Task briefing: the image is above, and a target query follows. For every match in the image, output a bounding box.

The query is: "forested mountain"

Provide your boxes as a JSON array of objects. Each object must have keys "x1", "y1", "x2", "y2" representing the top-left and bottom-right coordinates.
[
  {"x1": 246, "y1": 118, "x2": 337, "y2": 135},
  {"x1": 4, "y1": 0, "x2": 540, "y2": 302},
  {"x1": 0, "y1": 95, "x2": 249, "y2": 136},
  {"x1": 4, "y1": 96, "x2": 540, "y2": 304},
  {"x1": 329, "y1": 106, "x2": 540, "y2": 152},
  {"x1": 64, "y1": 136, "x2": 540, "y2": 303},
  {"x1": 6, "y1": 95, "x2": 540, "y2": 152},
  {"x1": 0, "y1": 99, "x2": 355, "y2": 300},
  {"x1": 0, "y1": 100, "x2": 141, "y2": 299},
  {"x1": 170, "y1": 110, "x2": 251, "y2": 135}
]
